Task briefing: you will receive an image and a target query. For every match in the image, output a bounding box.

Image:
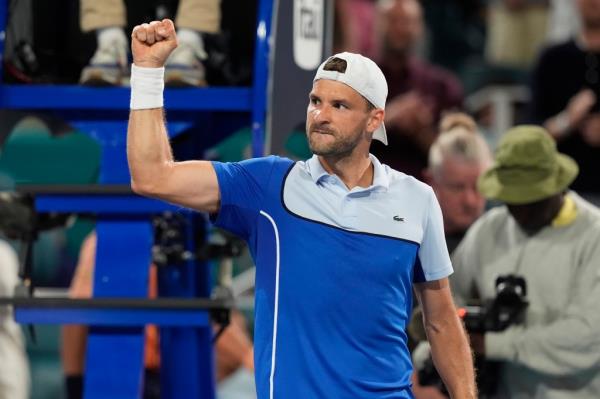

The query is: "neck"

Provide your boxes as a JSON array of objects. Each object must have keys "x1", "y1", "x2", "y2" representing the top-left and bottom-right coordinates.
[
  {"x1": 547, "y1": 194, "x2": 566, "y2": 224},
  {"x1": 517, "y1": 194, "x2": 565, "y2": 236},
  {"x1": 318, "y1": 152, "x2": 374, "y2": 190},
  {"x1": 582, "y1": 28, "x2": 600, "y2": 51}
]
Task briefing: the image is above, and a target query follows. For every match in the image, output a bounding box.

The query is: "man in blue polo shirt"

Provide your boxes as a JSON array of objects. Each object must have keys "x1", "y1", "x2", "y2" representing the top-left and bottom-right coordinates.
[{"x1": 127, "y1": 19, "x2": 476, "y2": 399}]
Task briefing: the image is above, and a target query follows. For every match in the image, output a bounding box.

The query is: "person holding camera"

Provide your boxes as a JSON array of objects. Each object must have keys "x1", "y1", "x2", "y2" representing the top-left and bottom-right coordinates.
[{"x1": 451, "y1": 125, "x2": 600, "y2": 398}]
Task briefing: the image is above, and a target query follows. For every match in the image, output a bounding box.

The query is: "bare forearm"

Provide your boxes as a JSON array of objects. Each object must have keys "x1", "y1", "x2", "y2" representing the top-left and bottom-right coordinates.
[
  {"x1": 426, "y1": 315, "x2": 476, "y2": 399},
  {"x1": 127, "y1": 108, "x2": 173, "y2": 193},
  {"x1": 416, "y1": 279, "x2": 476, "y2": 398}
]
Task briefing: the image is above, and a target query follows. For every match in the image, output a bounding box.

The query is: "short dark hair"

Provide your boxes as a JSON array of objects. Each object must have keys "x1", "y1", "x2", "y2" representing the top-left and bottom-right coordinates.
[
  {"x1": 322, "y1": 57, "x2": 376, "y2": 111},
  {"x1": 323, "y1": 57, "x2": 347, "y2": 73}
]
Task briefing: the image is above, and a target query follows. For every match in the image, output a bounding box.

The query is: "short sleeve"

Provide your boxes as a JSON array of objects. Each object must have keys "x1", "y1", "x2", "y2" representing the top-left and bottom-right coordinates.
[
  {"x1": 414, "y1": 188, "x2": 453, "y2": 283},
  {"x1": 211, "y1": 156, "x2": 278, "y2": 240}
]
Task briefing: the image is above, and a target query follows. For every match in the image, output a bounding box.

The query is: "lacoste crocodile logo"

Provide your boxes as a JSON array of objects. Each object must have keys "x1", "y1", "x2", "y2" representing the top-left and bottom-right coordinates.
[{"x1": 393, "y1": 215, "x2": 405, "y2": 222}]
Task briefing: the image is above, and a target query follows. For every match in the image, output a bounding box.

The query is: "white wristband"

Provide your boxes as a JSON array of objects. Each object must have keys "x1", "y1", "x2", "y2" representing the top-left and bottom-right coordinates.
[{"x1": 130, "y1": 64, "x2": 165, "y2": 110}]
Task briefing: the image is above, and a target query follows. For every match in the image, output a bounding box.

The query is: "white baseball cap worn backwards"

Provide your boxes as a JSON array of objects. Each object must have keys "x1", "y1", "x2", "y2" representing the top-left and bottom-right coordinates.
[{"x1": 313, "y1": 52, "x2": 389, "y2": 145}]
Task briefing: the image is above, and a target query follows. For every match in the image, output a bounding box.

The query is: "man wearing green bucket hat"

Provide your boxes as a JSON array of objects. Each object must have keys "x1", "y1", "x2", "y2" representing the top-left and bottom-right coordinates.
[{"x1": 451, "y1": 125, "x2": 600, "y2": 398}]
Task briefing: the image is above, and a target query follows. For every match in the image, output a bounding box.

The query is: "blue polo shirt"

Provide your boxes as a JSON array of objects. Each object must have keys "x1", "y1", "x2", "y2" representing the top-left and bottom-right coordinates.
[{"x1": 212, "y1": 154, "x2": 452, "y2": 399}]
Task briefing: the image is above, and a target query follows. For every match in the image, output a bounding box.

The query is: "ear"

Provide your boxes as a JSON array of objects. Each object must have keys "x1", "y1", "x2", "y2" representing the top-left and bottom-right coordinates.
[{"x1": 367, "y1": 108, "x2": 385, "y2": 134}]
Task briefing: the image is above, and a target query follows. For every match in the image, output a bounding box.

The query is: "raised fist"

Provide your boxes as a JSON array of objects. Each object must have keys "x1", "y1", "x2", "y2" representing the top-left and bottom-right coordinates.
[{"x1": 131, "y1": 19, "x2": 178, "y2": 68}]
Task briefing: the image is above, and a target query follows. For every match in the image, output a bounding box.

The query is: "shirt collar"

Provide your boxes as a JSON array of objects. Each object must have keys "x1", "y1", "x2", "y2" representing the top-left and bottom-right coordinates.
[
  {"x1": 306, "y1": 154, "x2": 330, "y2": 184},
  {"x1": 551, "y1": 193, "x2": 578, "y2": 228},
  {"x1": 305, "y1": 154, "x2": 390, "y2": 192}
]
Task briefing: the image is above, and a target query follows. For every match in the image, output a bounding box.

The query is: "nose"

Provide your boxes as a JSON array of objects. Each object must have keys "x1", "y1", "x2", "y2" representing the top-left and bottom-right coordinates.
[
  {"x1": 312, "y1": 104, "x2": 331, "y2": 124},
  {"x1": 462, "y1": 186, "x2": 481, "y2": 210}
]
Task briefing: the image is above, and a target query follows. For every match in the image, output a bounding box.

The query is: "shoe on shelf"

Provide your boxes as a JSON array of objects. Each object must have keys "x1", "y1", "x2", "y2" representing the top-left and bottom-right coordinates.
[
  {"x1": 165, "y1": 41, "x2": 208, "y2": 87},
  {"x1": 80, "y1": 36, "x2": 129, "y2": 86}
]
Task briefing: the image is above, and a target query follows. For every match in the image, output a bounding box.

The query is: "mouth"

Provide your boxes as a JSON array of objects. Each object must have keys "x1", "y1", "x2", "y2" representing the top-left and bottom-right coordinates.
[{"x1": 311, "y1": 129, "x2": 334, "y2": 136}]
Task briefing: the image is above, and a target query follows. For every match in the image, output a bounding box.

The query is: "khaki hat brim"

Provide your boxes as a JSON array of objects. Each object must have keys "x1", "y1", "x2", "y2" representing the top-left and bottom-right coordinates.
[{"x1": 478, "y1": 154, "x2": 579, "y2": 205}]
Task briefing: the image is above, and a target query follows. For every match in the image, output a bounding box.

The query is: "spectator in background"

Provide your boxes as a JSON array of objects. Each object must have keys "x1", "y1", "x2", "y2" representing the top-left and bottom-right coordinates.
[
  {"x1": 0, "y1": 240, "x2": 30, "y2": 399},
  {"x1": 452, "y1": 125, "x2": 600, "y2": 398},
  {"x1": 423, "y1": 113, "x2": 492, "y2": 253},
  {"x1": 531, "y1": 0, "x2": 600, "y2": 199},
  {"x1": 334, "y1": 0, "x2": 378, "y2": 59},
  {"x1": 79, "y1": 0, "x2": 220, "y2": 87},
  {"x1": 372, "y1": 0, "x2": 463, "y2": 181}
]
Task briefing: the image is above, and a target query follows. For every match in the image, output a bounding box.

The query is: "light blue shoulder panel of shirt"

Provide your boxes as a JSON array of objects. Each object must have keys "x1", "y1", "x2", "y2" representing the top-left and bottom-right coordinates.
[
  {"x1": 211, "y1": 154, "x2": 453, "y2": 281},
  {"x1": 286, "y1": 154, "x2": 453, "y2": 281}
]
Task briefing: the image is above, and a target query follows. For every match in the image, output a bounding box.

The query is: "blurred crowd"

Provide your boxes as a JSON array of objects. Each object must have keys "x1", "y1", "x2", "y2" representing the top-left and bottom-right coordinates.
[{"x1": 333, "y1": 0, "x2": 600, "y2": 203}]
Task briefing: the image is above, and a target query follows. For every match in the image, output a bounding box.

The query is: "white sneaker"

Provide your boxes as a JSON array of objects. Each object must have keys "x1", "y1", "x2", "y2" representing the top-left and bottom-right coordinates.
[{"x1": 80, "y1": 31, "x2": 129, "y2": 86}]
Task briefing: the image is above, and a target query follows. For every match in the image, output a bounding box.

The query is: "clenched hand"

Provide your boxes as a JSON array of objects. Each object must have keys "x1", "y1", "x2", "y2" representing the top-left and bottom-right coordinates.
[{"x1": 131, "y1": 19, "x2": 178, "y2": 68}]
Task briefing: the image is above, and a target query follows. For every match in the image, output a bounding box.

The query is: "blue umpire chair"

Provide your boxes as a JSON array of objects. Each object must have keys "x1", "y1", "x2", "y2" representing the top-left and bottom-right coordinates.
[{"x1": 0, "y1": 0, "x2": 273, "y2": 397}]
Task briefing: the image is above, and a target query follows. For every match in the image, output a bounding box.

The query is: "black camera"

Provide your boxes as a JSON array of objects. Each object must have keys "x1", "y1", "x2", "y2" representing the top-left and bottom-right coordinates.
[{"x1": 462, "y1": 274, "x2": 528, "y2": 333}]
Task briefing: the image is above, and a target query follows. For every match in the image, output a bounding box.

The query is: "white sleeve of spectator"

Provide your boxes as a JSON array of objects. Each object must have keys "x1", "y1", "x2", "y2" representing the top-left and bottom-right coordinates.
[
  {"x1": 0, "y1": 241, "x2": 19, "y2": 299},
  {"x1": 449, "y1": 226, "x2": 479, "y2": 306}
]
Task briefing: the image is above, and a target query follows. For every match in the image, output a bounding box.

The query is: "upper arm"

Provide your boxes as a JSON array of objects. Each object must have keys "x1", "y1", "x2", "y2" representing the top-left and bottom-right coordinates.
[
  {"x1": 145, "y1": 160, "x2": 221, "y2": 213},
  {"x1": 140, "y1": 156, "x2": 279, "y2": 241}
]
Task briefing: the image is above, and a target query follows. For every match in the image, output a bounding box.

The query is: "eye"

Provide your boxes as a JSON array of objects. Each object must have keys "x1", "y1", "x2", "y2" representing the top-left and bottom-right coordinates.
[
  {"x1": 310, "y1": 97, "x2": 320, "y2": 105},
  {"x1": 333, "y1": 102, "x2": 348, "y2": 109}
]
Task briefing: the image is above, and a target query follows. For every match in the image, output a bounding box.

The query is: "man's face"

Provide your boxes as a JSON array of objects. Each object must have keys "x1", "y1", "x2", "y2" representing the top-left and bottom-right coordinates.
[
  {"x1": 430, "y1": 158, "x2": 487, "y2": 234},
  {"x1": 507, "y1": 194, "x2": 564, "y2": 234},
  {"x1": 382, "y1": 0, "x2": 423, "y2": 56},
  {"x1": 578, "y1": 0, "x2": 600, "y2": 29},
  {"x1": 306, "y1": 79, "x2": 374, "y2": 157}
]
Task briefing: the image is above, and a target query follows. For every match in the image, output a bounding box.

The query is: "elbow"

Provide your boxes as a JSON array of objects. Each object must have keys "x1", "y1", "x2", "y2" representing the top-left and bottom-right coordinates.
[
  {"x1": 424, "y1": 319, "x2": 448, "y2": 338},
  {"x1": 131, "y1": 179, "x2": 150, "y2": 196},
  {"x1": 424, "y1": 313, "x2": 464, "y2": 340},
  {"x1": 130, "y1": 163, "x2": 171, "y2": 197},
  {"x1": 131, "y1": 179, "x2": 159, "y2": 198},
  {"x1": 423, "y1": 306, "x2": 458, "y2": 335}
]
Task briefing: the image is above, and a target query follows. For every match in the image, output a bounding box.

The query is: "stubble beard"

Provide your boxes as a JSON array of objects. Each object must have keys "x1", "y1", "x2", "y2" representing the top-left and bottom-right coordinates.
[{"x1": 307, "y1": 128, "x2": 363, "y2": 158}]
